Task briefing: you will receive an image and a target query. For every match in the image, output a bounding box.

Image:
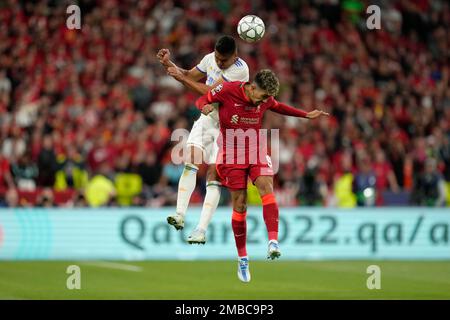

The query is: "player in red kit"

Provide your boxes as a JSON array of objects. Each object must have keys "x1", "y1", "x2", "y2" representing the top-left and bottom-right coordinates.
[{"x1": 196, "y1": 69, "x2": 329, "y2": 282}]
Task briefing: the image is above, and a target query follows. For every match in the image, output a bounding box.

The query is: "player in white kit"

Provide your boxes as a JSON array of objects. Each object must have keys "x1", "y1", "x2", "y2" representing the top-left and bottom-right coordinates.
[{"x1": 157, "y1": 36, "x2": 249, "y2": 244}]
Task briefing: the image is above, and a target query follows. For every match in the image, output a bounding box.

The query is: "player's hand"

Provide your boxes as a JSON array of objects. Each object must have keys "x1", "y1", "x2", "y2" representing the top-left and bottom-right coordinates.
[
  {"x1": 167, "y1": 66, "x2": 185, "y2": 81},
  {"x1": 156, "y1": 48, "x2": 171, "y2": 67},
  {"x1": 306, "y1": 109, "x2": 329, "y2": 119},
  {"x1": 201, "y1": 104, "x2": 215, "y2": 115}
]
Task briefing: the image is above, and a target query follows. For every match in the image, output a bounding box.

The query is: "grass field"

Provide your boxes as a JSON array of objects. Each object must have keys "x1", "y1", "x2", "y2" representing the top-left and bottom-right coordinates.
[{"x1": 0, "y1": 261, "x2": 449, "y2": 299}]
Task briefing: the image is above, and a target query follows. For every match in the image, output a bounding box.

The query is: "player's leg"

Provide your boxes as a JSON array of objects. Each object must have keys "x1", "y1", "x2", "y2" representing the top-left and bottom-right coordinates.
[
  {"x1": 168, "y1": 116, "x2": 207, "y2": 230},
  {"x1": 187, "y1": 165, "x2": 221, "y2": 243},
  {"x1": 217, "y1": 162, "x2": 251, "y2": 282},
  {"x1": 167, "y1": 145, "x2": 203, "y2": 230},
  {"x1": 230, "y1": 188, "x2": 251, "y2": 282},
  {"x1": 188, "y1": 124, "x2": 222, "y2": 243},
  {"x1": 200, "y1": 164, "x2": 222, "y2": 230},
  {"x1": 253, "y1": 174, "x2": 281, "y2": 260}
]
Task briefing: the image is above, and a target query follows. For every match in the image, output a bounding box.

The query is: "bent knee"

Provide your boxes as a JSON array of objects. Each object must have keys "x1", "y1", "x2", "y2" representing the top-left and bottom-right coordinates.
[
  {"x1": 258, "y1": 185, "x2": 273, "y2": 196},
  {"x1": 233, "y1": 203, "x2": 247, "y2": 213}
]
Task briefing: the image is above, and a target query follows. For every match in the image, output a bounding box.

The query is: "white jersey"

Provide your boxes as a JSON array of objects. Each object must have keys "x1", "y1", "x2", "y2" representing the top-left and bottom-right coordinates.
[
  {"x1": 187, "y1": 53, "x2": 249, "y2": 164},
  {"x1": 196, "y1": 52, "x2": 249, "y2": 121},
  {"x1": 196, "y1": 52, "x2": 249, "y2": 86}
]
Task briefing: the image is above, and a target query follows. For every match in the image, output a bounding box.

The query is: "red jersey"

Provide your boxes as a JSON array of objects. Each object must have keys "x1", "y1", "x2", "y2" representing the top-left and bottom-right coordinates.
[{"x1": 196, "y1": 81, "x2": 308, "y2": 166}]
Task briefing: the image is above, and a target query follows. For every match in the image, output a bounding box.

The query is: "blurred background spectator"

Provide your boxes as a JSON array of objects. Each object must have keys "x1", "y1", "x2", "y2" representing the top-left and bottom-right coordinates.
[
  {"x1": 410, "y1": 158, "x2": 447, "y2": 206},
  {"x1": 11, "y1": 152, "x2": 38, "y2": 191},
  {"x1": 0, "y1": 0, "x2": 449, "y2": 207}
]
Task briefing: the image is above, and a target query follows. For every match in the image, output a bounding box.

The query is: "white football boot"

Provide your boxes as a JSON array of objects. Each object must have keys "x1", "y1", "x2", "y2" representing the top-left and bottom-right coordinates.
[
  {"x1": 237, "y1": 257, "x2": 251, "y2": 283},
  {"x1": 267, "y1": 240, "x2": 281, "y2": 260},
  {"x1": 167, "y1": 213, "x2": 184, "y2": 231},
  {"x1": 187, "y1": 228, "x2": 206, "y2": 244}
]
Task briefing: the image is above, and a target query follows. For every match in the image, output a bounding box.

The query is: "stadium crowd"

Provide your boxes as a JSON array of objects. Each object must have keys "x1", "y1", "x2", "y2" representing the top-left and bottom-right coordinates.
[{"x1": 0, "y1": 0, "x2": 449, "y2": 208}]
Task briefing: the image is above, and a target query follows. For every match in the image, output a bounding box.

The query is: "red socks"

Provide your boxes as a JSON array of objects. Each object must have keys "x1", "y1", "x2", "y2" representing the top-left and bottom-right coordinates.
[
  {"x1": 232, "y1": 193, "x2": 278, "y2": 257},
  {"x1": 261, "y1": 193, "x2": 279, "y2": 241},
  {"x1": 231, "y1": 210, "x2": 247, "y2": 257}
]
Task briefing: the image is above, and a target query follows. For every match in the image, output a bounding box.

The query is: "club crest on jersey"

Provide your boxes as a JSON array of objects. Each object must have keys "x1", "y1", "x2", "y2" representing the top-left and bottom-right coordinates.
[
  {"x1": 231, "y1": 114, "x2": 239, "y2": 124},
  {"x1": 244, "y1": 105, "x2": 261, "y2": 112},
  {"x1": 211, "y1": 84, "x2": 223, "y2": 96}
]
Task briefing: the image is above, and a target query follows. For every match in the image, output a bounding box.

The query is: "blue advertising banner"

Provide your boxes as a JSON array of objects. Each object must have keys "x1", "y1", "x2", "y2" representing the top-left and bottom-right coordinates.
[{"x1": 0, "y1": 208, "x2": 449, "y2": 260}]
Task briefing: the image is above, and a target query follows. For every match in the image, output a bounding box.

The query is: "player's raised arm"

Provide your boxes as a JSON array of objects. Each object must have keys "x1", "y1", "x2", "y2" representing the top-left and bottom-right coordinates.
[
  {"x1": 164, "y1": 36, "x2": 247, "y2": 96},
  {"x1": 156, "y1": 48, "x2": 184, "y2": 72},
  {"x1": 269, "y1": 101, "x2": 329, "y2": 119},
  {"x1": 161, "y1": 51, "x2": 218, "y2": 95},
  {"x1": 156, "y1": 48, "x2": 205, "y2": 82},
  {"x1": 168, "y1": 67, "x2": 221, "y2": 95},
  {"x1": 158, "y1": 47, "x2": 212, "y2": 95}
]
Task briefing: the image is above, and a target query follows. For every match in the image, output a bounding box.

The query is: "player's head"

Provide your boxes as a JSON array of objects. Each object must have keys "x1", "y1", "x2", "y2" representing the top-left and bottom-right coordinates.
[
  {"x1": 248, "y1": 69, "x2": 279, "y2": 105},
  {"x1": 214, "y1": 35, "x2": 237, "y2": 70}
]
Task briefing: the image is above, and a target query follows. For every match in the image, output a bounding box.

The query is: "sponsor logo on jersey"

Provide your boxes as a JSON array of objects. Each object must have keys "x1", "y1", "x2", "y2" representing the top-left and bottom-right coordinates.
[
  {"x1": 211, "y1": 84, "x2": 223, "y2": 95},
  {"x1": 231, "y1": 114, "x2": 239, "y2": 124},
  {"x1": 240, "y1": 117, "x2": 259, "y2": 124}
]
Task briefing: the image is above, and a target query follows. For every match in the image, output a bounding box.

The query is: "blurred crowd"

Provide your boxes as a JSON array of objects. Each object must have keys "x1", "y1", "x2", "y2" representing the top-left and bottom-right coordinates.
[{"x1": 0, "y1": 0, "x2": 449, "y2": 208}]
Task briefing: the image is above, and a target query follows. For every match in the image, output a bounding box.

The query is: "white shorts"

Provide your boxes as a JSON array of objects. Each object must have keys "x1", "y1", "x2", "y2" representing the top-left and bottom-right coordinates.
[{"x1": 186, "y1": 111, "x2": 220, "y2": 164}]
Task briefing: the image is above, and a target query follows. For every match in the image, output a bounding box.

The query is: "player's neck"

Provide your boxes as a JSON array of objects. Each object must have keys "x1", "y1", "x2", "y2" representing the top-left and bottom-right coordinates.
[{"x1": 243, "y1": 84, "x2": 255, "y2": 105}]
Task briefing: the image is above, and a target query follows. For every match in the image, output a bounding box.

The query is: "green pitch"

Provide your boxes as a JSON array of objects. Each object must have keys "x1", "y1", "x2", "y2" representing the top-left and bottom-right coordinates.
[{"x1": 0, "y1": 261, "x2": 449, "y2": 299}]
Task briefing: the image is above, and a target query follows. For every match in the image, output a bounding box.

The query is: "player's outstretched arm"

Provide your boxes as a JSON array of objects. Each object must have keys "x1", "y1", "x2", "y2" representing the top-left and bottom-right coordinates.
[
  {"x1": 270, "y1": 101, "x2": 329, "y2": 119},
  {"x1": 304, "y1": 109, "x2": 330, "y2": 119}
]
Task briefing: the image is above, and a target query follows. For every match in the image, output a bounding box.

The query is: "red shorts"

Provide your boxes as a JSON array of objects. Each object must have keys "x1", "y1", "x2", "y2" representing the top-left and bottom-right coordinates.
[{"x1": 216, "y1": 162, "x2": 274, "y2": 190}]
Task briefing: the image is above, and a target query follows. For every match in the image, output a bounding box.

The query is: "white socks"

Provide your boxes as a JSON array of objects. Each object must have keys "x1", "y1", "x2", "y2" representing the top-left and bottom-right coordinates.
[
  {"x1": 175, "y1": 164, "x2": 199, "y2": 216},
  {"x1": 197, "y1": 181, "x2": 221, "y2": 230},
  {"x1": 176, "y1": 164, "x2": 221, "y2": 232}
]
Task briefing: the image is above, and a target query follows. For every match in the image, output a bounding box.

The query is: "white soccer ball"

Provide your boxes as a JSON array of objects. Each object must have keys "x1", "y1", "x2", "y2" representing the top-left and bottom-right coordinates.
[{"x1": 237, "y1": 15, "x2": 265, "y2": 43}]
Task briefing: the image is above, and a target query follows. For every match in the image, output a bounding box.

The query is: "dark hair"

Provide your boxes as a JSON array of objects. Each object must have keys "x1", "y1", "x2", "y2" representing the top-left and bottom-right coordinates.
[
  {"x1": 215, "y1": 35, "x2": 236, "y2": 56},
  {"x1": 254, "y1": 69, "x2": 280, "y2": 96}
]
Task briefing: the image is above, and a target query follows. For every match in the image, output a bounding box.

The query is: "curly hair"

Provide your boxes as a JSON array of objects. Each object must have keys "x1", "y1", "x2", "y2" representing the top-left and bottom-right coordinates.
[{"x1": 254, "y1": 69, "x2": 279, "y2": 96}]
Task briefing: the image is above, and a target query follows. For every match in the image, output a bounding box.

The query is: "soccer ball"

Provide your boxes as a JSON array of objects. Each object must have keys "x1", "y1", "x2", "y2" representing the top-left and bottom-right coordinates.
[{"x1": 237, "y1": 15, "x2": 265, "y2": 43}]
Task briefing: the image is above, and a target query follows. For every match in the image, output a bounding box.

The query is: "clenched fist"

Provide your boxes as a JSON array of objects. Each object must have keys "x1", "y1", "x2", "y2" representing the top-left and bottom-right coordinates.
[{"x1": 156, "y1": 48, "x2": 171, "y2": 67}]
